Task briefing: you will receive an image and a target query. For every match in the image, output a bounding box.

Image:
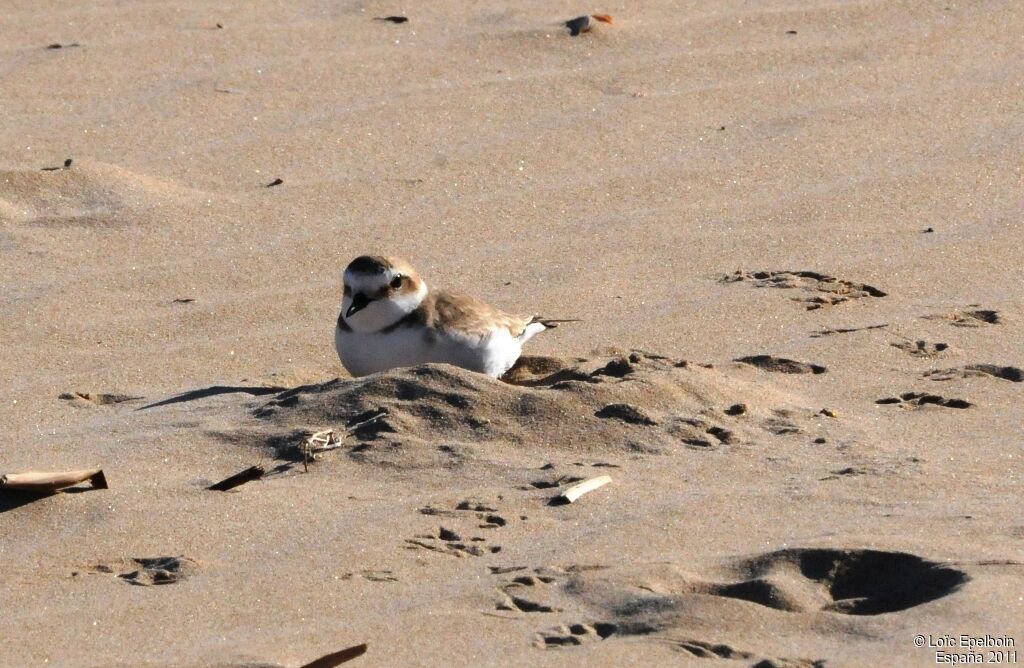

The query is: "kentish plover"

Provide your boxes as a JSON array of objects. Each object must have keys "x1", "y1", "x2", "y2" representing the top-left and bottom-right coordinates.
[{"x1": 335, "y1": 256, "x2": 568, "y2": 378}]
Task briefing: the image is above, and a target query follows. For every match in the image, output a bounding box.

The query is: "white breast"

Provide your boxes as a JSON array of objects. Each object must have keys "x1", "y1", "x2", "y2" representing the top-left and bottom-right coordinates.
[{"x1": 335, "y1": 324, "x2": 526, "y2": 378}]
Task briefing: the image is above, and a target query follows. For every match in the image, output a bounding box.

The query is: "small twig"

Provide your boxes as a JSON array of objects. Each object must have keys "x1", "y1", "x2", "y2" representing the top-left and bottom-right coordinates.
[
  {"x1": 347, "y1": 408, "x2": 389, "y2": 431},
  {"x1": 301, "y1": 429, "x2": 343, "y2": 471},
  {"x1": 308, "y1": 429, "x2": 336, "y2": 448}
]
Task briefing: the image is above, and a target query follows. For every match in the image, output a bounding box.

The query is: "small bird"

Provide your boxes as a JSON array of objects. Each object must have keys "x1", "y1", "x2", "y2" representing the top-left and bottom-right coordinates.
[{"x1": 335, "y1": 256, "x2": 570, "y2": 378}]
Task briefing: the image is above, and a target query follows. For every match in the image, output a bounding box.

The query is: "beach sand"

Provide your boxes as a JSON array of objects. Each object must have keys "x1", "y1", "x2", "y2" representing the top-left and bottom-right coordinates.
[{"x1": 1, "y1": 1, "x2": 1022, "y2": 665}]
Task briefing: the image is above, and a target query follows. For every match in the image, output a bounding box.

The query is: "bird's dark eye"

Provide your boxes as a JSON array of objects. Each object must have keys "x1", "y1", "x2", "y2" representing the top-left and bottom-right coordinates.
[{"x1": 390, "y1": 275, "x2": 404, "y2": 289}]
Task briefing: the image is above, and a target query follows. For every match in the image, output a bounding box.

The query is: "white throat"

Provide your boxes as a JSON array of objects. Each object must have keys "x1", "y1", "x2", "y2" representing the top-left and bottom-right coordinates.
[{"x1": 343, "y1": 279, "x2": 427, "y2": 333}]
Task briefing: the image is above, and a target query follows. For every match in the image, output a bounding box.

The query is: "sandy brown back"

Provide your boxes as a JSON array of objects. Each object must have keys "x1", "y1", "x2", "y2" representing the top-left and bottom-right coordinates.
[{"x1": 416, "y1": 290, "x2": 532, "y2": 338}]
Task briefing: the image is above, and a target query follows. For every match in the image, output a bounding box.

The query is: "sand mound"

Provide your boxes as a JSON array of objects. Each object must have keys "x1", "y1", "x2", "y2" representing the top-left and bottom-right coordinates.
[
  {"x1": 0, "y1": 161, "x2": 200, "y2": 226},
  {"x1": 239, "y1": 351, "x2": 823, "y2": 467}
]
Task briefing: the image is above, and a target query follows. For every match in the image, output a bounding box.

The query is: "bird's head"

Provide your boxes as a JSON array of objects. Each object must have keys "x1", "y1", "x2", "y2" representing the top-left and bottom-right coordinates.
[{"x1": 341, "y1": 255, "x2": 427, "y2": 332}]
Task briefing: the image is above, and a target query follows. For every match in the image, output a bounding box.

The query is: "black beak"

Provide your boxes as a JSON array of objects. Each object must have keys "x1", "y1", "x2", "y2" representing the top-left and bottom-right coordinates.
[{"x1": 346, "y1": 292, "x2": 371, "y2": 318}]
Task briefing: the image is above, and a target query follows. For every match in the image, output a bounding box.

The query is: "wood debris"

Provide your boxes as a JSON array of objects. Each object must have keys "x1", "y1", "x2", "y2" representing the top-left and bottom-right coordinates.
[
  {"x1": 1, "y1": 468, "x2": 107, "y2": 493},
  {"x1": 557, "y1": 475, "x2": 611, "y2": 504}
]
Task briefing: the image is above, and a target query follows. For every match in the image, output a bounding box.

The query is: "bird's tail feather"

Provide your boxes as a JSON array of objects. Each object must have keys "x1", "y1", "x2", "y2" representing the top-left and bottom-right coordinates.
[
  {"x1": 532, "y1": 317, "x2": 581, "y2": 329},
  {"x1": 518, "y1": 317, "x2": 579, "y2": 344}
]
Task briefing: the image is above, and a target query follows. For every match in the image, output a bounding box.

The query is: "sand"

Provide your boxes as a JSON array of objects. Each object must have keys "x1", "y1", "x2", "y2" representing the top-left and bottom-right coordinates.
[{"x1": 1, "y1": 1, "x2": 1022, "y2": 666}]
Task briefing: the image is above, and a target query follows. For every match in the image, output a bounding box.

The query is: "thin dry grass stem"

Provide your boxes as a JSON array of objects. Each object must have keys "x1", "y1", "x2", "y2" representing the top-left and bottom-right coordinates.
[
  {"x1": 299, "y1": 410, "x2": 390, "y2": 471},
  {"x1": 301, "y1": 429, "x2": 343, "y2": 472}
]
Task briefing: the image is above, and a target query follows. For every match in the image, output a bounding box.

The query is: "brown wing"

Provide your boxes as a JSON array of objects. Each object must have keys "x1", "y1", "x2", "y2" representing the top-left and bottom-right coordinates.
[{"x1": 424, "y1": 290, "x2": 532, "y2": 338}]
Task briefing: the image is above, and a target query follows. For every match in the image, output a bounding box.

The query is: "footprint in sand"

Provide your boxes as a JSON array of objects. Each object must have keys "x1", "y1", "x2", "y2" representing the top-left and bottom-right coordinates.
[
  {"x1": 594, "y1": 403, "x2": 658, "y2": 425},
  {"x1": 924, "y1": 308, "x2": 1001, "y2": 328},
  {"x1": 522, "y1": 475, "x2": 585, "y2": 491},
  {"x1": 499, "y1": 596, "x2": 559, "y2": 614},
  {"x1": 404, "y1": 526, "x2": 502, "y2": 558},
  {"x1": 891, "y1": 340, "x2": 949, "y2": 357},
  {"x1": 496, "y1": 564, "x2": 608, "y2": 606},
  {"x1": 59, "y1": 391, "x2": 144, "y2": 406},
  {"x1": 338, "y1": 569, "x2": 399, "y2": 582},
  {"x1": 875, "y1": 393, "x2": 972, "y2": 409},
  {"x1": 665, "y1": 416, "x2": 737, "y2": 449},
  {"x1": 735, "y1": 355, "x2": 827, "y2": 375},
  {"x1": 674, "y1": 639, "x2": 825, "y2": 667},
  {"x1": 418, "y1": 499, "x2": 509, "y2": 529},
  {"x1": 810, "y1": 323, "x2": 887, "y2": 338},
  {"x1": 496, "y1": 567, "x2": 568, "y2": 614},
  {"x1": 535, "y1": 622, "x2": 620, "y2": 648},
  {"x1": 760, "y1": 407, "x2": 819, "y2": 436},
  {"x1": 80, "y1": 556, "x2": 198, "y2": 585},
  {"x1": 820, "y1": 466, "x2": 873, "y2": 481},
  {"x1": 593, "y1": 403, "x2": 740, "y2": 450},
  {"x1": 720, "y1": 270, "x2": 886, "y2": 310},
  {"x1": 763, "y1": 418, "x2": 803, "y2": 435},
  {"x1": 923, "y1": 365, "x2": 1022, "y2": 383}
]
